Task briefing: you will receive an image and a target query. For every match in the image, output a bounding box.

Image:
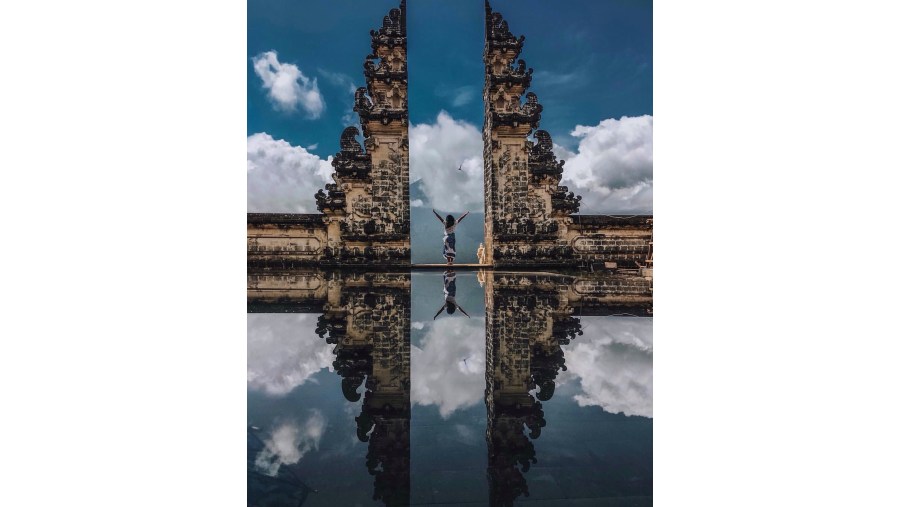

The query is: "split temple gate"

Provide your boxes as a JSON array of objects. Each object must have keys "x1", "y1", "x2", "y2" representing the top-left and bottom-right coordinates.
[{"x1": 247, "y1": 0, "x2": 652, "y2": 269}]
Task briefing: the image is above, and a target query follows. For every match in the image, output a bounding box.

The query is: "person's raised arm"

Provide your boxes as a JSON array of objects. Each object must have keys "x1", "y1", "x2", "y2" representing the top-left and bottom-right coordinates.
[
  {"x1": 457, "y1": 304, "x2": 471, "y2": 318},
  {"x1": 432, "y1": 209, "x2": 445, "y2": 224},
  {"x1": 457, "y1": 211, "x2": 470, "y2": 223},
  {"x1": 433, "y1": 303, "x2": 447, "y2": 320}
]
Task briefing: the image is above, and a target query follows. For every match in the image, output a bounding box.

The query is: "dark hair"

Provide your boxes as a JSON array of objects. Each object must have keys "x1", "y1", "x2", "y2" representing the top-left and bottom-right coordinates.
[
  {"x1": 445, "y1": 214, "x2": 455, "y2": 227},
  {"x1": 446, "y1": 303, "x2": 457, "y2": 314}
]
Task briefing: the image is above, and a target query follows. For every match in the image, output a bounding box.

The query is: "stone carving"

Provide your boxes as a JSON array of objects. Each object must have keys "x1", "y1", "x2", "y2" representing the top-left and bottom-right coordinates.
[
  {"x1": 485, "y1": 10, "x2": 525, "y2": 55},
  {"x1": 354, "y1": 87, "x2": 373, "y2": 115},
  {"x1": 330, "y1": 126, "x2": 372, "y2": 182},
  {"x1": 370, "y1": 0, "x2": 406, "y2": 50},
  {"x1": 528, "y1": 130, "x2": 564, "y2": 182}
]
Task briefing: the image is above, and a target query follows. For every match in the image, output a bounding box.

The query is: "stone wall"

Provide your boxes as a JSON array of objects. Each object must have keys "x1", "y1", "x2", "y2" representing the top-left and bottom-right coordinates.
[{"x1": 247, "y1": 214, "x2": 328, "y2": 267}]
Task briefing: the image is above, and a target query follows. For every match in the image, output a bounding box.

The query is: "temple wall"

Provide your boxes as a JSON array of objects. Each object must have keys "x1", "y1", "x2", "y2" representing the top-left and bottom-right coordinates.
[
  {"x1": 566, "y1": 215, "x2": 653, "y2": 266},
  {"x1": 247, "y1": 214, "x2": 329, "y2": 266}
]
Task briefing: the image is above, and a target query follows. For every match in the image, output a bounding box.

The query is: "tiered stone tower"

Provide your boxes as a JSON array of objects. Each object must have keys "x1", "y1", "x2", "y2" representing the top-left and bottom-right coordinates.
[
  {"x1": 317, "y1": 0, "x2": 410, "y2": 264},
  {"x1": 482, "y1": 1, "x2": 652, "y2": 269},
  {"x1": 482, "y1": 1, "x2": 580, "y2": 267},
  {"x1": 249, "y1": 1, "x2": 410, "y2": 267}
]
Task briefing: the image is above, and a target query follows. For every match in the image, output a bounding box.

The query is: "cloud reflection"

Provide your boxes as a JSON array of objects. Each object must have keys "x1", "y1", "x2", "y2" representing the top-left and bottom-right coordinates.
[
  {"x1": 411, "y1": 317, "x2": 486, "y2": 418},
  {"x1": 559, "y1": 317, "x2": 653, "y2": 417},
  {"x1": 254, "y1": 410, "x2": 327, "y2": 476},
  {"x1": 247, "y1": 314, "x2": 335, "y2": 396}
]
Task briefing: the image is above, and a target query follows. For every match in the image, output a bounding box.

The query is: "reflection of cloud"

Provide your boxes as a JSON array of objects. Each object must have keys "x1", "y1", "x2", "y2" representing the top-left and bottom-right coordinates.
[
  {"x1": 411, "y1": 317, "x2": 485, "y2": 418},
  {"x1": 247, "y1": 314, "x2": 334, "y2": 396},
  {"x1": 254, "y1": 410, "x2": 327, "y2": 476},
  {"x1": 558, "y1": 317, "x2": 653, "y2": 417}
]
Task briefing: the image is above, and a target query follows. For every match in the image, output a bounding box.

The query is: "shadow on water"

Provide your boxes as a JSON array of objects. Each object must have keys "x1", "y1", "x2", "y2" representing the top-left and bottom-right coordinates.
[{"x1": 247, "y1": 268, "x2": 652, "y2": 506}]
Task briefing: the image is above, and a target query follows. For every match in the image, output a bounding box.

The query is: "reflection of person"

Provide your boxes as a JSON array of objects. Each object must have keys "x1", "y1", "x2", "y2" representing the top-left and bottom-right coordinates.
[
  {"x1": 432, "y1": 209, "x2": 470, "y2": 265},
  {"x1": 433, "y1": 269, "x2": 471, "y2": 319}
]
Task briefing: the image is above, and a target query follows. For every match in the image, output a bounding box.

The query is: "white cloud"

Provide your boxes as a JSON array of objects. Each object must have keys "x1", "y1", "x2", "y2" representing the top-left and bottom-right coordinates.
[
  {"x1": 409, "y1": 111, "x2": 484, "y2": 212},
  {"x1": 252, "y1": 51, "x2": 325, "y2": 117},
  {"x1": 253, "y1": 411, "x2": 327, "y2": 476},
  {"x1": 411, "y1": 317, "x2": 486, "y2": 418},
  {"x1": 436, "y1": 85, "x2": 478, "y2": 108},
  {"x1": 557, "y1": 316, "x2": 653, "y2": 417},
  {"x1": 317, "y1": 69, "x2": 357, "y2": 95},
  {"x1": 246, "y1": 112, "x2": 650, "y2": 215},
  {"x1": 247, "y1": 314, "x2": 335, "y2": 396},
  {"x1": 555, "y1": 115, "x2": 653, "y2": 213},
  {"x1": 534, "y1": 68, "x2": 588, "y2": 87},
  {"x1": 451, "y1": 87, "x2": 476, "y2": 107},
  {"x1": 407, "y1": 112, "x2": 651, "y2": 214},
  {"x1": 247, "y1": 133, "x2": 333, "y2": 213},
  {"x1": 317, "y1": 69, "x2": 359, "y2": 125}
]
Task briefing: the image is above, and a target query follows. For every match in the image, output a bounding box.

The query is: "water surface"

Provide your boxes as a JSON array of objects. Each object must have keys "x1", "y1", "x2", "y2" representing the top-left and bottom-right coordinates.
[{"x1": 248, "y1": 270, "x2": 652, "y2": 506}]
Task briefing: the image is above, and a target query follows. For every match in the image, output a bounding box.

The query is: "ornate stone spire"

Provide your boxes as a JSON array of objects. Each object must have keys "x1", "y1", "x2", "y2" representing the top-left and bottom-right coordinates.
[
  {"x1": 484, "y1": 1, "x2": 525, "y2": 57},
  {"x1": 313, "y1": 0, "x2": 411, "y2": 263},
  {"x1": 332, "y1": 126, "x2": 371, "y2": 179},
  {"x1": 370, "y1": 0, "x2": 406, "y2": 51}
]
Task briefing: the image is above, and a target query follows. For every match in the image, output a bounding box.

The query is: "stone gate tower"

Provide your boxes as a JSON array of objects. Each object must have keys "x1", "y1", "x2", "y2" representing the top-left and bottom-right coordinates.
[
  {"x1": 316, "y1": 0, "x2": 410, "y2": 264},
  {"x1": 482, "y1": 1, "x2": 652, "y2": 269},
  {"x1": 249, "y1": 1, "x2": 410, "y2": 267},
  {"x1": 482, "y1": 1, "x2": 581, "y2": 267}
]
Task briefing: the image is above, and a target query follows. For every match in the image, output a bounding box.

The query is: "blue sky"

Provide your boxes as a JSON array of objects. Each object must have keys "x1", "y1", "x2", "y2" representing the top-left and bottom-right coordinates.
[{"x1": 248, "y1": 0, "x2": 653, "y2": 214}]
